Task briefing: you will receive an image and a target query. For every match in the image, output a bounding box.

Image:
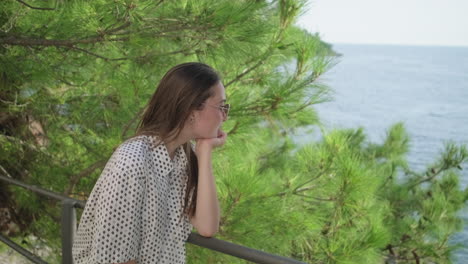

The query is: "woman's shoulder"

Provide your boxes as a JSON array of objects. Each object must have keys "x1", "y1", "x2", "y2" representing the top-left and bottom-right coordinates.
[{"x1": 113, "y1": 135, "x2": 156, "y2": 159}]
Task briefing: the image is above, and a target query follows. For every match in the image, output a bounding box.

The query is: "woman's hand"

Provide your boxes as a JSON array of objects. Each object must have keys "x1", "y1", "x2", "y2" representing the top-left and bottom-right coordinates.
[{"x1": 195, "y1": 129, "x2": 227, "y2": 154}]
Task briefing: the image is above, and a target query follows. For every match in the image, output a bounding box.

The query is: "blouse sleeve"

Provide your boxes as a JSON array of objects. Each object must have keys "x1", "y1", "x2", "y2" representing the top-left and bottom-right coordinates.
[{"x1": 91, "y1": 143, "x2": 147, "y2": 263}]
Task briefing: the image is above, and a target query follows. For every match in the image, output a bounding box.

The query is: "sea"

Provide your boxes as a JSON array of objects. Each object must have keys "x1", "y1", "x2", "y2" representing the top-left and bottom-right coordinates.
[{"x1": 296, "y1": 43, "x2": 468, "y2": 263}]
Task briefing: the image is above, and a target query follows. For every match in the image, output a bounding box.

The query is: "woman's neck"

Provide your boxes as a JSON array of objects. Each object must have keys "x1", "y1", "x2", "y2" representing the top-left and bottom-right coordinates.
[{"x1": 165, "y1": 130, "x2": 191, "y2": 160}]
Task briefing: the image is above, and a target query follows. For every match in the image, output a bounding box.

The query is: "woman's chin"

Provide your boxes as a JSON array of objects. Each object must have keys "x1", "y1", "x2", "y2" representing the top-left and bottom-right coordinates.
[
  {"x1": 194, "y1": 128, "x2": 221, "y2": 139},
  {"x1": 196, "y1": 132, "x2": 218, "y2": 139}
]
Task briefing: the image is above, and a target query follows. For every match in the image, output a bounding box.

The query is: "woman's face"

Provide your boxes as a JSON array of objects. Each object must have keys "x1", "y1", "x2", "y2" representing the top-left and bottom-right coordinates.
[{"x1": 191, "y1": 81, "x2": 227, "y2": 139}]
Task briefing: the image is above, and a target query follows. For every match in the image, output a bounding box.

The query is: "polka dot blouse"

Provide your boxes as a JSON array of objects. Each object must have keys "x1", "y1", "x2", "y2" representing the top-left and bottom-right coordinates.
[{"x1": 73, "y1": 135, "x2": 192, "y2": 264}]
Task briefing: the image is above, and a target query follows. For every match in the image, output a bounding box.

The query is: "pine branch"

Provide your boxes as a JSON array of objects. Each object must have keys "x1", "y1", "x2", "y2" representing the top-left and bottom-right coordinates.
[
  {"x1": 64, "y1": 159, "x2": 108, "y2": 196},
  {"x1": 68, "y1": 46, "x2": 128, "y2": 61},
  {"x1": 293, "y1": 171, "x2": 324, "y2": 192},
  {"x1": 412, "y1": 249, "x2": 420, "y2": 264},
  {"x1": 227, "y1": 121, "x2": 240, "y2": 135},
  {"x1": 0, "y1": 35, "x2": 129, "y2": 47},
  {"x1": 16, "y1": 0, "x2": 55, "y2": 11},
  {"x1": 1, "y1": 33, "x2": 197, "y2": 62},
  {"x1": 1, "y1": 135, "x2": 51, "y2": 157},
  {"x1": 275, "y1": 186, "x2": 317, "y2": 198},
  {"x1": 247, "y1": 185, "x2": 330, "y2": 202},
  {"x1": 219, "y1": 193, "x2": 241, "y2": 227},
  {"x1": 225, "y1": 42, "x2": 279, "y2": 88},
  {"x1": 225, "y1": 59, "x2": 266, "y2": 88},
  {"x1": 135, "y1": 48, "x2": 197, "y2": 62},
  {"x1": 235, "y1": 82, "x2": 328, "y2": 118},
  {"x1": 408, "y1": 166, "x2": 446, "y2": 189},
  {"x1": 0, "y1": 164, "x2": 14, "y2": 178},
  {"x1": 155, "y1": 0, "x2": 164, "y2": 7},
  {"x1": 121, "y1": 107, "x2": 145, "y2": 139},
  {"x1": 101, "y1": 21, "x2": 132, "y2": 35},
  {"x1": 408, "y1": 143, "x2": 467, "y2": 188},
  {"x1": 0, "y1": 22, "x2": 131, "y2": 47},
  {"x1": 222, "y1": 7, "x2": 293, "y2": 89}
]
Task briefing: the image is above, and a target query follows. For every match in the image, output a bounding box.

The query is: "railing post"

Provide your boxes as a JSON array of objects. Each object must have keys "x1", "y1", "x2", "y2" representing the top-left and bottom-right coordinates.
[{"x1": 61, "y1": 199, "x2": 77, "y2": 264}]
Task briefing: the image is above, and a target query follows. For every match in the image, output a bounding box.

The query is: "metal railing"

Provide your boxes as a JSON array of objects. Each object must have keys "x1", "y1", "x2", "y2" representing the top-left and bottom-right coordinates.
[{"x1": 0, "y1": 175, "x2": 306, "y2": 264}]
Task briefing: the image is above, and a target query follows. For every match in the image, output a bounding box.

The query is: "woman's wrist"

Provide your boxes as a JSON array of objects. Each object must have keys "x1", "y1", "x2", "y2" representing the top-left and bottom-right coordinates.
[{"x1": 195, "y1": 140, "x2": 213, "y2": 156}]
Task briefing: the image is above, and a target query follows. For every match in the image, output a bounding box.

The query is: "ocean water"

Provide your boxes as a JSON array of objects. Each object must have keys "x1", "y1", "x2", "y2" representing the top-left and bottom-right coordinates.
[{"x1": 300, "y1": 43, "x2": 468, "y2": 262}]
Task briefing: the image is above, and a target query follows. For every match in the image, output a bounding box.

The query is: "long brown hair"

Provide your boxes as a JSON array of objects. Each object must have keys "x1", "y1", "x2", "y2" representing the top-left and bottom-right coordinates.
[{"x1": 135, "y1": 62, "x2": 220, "y2": 216}]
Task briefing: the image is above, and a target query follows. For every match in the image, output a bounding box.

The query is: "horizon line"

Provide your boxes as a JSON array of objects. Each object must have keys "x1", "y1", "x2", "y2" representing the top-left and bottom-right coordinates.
[{"x1": 324, "y1": 41, "x2": 468, "y2": 49}]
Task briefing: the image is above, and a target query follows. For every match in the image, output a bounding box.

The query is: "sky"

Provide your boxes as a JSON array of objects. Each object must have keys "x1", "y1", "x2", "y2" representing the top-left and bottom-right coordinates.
[{"x1": 296, "y1": 0, "x2": 468, "y2": 47}]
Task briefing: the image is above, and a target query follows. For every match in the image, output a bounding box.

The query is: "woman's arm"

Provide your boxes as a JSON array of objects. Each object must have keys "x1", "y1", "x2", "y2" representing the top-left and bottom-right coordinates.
[{"x1": 190, "y1": 131, "x2": 227, "y2": 237}]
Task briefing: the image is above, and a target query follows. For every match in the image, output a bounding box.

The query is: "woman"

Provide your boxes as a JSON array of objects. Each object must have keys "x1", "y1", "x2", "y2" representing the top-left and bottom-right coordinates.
[{"x1": 72, "y1": 62, "x2": 229, "y2": 264}]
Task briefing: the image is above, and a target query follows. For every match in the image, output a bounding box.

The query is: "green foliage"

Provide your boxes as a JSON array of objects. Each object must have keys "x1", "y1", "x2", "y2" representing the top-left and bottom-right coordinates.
[
  {"x1": 1, "y1": 1, "x2": 466, "y2": 264},
  {"x1": 190, "y1": 123, "x2": 467, "y2": 263}
]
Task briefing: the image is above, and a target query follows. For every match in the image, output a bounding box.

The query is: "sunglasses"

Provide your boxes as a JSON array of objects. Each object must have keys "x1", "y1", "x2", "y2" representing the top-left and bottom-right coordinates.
[{"x1": 204, "y1": 103, "x2": 230, "y2": 116}]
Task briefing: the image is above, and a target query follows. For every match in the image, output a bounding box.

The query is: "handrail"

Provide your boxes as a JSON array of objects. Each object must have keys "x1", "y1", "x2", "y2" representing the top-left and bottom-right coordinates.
[
  {"x1": 0, "y1": 175, "x2": 307, "y2": 264},
  {"x1": 0, "y1": 234, "x2": 48, "y2": 264},
  {"x1": 187, "y1": 234, "x2": 304, "y2": 264},
  {"x1": 0, "y1": 175, "x2": 85, "y2": 208}
]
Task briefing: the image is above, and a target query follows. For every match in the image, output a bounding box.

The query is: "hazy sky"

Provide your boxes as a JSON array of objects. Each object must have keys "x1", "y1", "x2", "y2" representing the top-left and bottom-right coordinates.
[{"x1": 296, "y1": 0, "x2": 468, "y2": 47}]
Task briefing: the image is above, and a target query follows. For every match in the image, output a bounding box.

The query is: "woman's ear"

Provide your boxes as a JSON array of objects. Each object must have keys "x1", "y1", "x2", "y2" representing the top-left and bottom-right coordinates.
[
  {"x1": 189, "y1": 111, "x2": 198, "y2": 124},
  {"x1": 190, "y1": 114, "x2": 195, "y2": 124}
]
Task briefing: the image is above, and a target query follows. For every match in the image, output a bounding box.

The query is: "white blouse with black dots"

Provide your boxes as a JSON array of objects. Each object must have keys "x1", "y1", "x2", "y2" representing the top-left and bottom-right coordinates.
[{"x1": 73, "y1": 135, "x2": 193, "y2": 264}]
